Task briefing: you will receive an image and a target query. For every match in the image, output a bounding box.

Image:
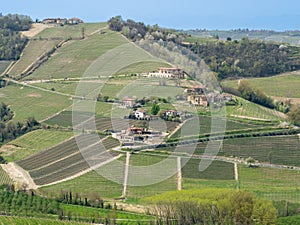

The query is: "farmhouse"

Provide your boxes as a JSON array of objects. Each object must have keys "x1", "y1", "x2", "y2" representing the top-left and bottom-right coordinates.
[
  {"x1": 122, "y1": 97, "x2": 137, "y2": 108},
  {"x1": 42, "y1": 17, "x2": 83, "y2": 25},
  {"x1": 42, "y1": 18, "x2": 67, "y2": 24},
  {"x1": 68, "y1": 18, "x2": 84, "y2": 24},
  {"x1": 188, "y1": 95, "x2": 208, "y2": 107},
  {"x1": 185, "y1": 85, "x2": 206, "y2": 94},
  {"x1": 165, "y1": 110, "x2": 179, "y2": 117},
  {"x1": 112, "y1": 125, "x2": 165, "y2": 146},
  {"x1": 135, "y1": 109, "x2": 148, "y2": 119},
  {"x1": 148, "y1": 67, "x2": 185, "y2": 79}
]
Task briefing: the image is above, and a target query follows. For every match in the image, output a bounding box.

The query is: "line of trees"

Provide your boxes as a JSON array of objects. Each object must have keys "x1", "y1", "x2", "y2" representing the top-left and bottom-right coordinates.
[
  {"x1": 237, "y1": 80, "x2": 275, "y2": 108},
  {"x1": 0, "y1": 14, "x2": 32, "y2": 60},
  {"x1": 288, "y1": 105, "x2": 300, "y2": 126}
]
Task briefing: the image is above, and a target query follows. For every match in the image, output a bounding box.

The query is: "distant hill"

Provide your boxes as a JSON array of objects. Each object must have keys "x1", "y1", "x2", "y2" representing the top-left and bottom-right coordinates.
[{"x1": 186, "y1": 29, "x2": 300, "y2": 45}]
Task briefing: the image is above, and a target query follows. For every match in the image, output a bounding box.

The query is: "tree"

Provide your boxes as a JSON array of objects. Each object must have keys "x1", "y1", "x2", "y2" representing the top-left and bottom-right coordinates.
[
  {"x1": 150, "y1": 104, "x2": 160, "y2": 115},
  {"x1": 246, "y1": 157, "x2": 256, "y2": 167},
  {"x1": 288, "y1": 105, "x2": 300, "y2": 126}
]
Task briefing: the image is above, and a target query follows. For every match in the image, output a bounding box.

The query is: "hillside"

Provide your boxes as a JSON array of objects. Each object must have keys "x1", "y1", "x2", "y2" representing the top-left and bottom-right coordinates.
[
  {"x1": 187, "y1": 29, "x2": 300, "y2": 45},
  {"x1": 0, "y1": 18, "x2": 299, "y2": 224}
]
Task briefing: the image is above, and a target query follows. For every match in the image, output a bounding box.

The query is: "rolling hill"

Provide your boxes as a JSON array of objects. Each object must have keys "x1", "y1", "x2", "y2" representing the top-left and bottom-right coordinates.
[{"x1": 0, "y1": 20, "x2": 299, "y2": 224}]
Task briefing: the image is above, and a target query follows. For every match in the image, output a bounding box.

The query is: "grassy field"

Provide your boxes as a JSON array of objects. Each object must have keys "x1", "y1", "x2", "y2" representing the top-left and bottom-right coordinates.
[
  {"x1": 60, "y1": 204, "x2": 154, "y2": 225},
  {"x1": 33, "y1": 80, "x2": 126, "y2": 98},
  {"x1": 0, "y1": 60, "x2": 12, "y2": 74},
  {"x1": 182, "y1": 178, "x2": 237, "y2": 190},
  {"x1": 40, "y1": 170, "x2": 123, "y2": 199},
  {"x1": 116, "y1": 61, "x2": 170, "y2": 75},
  {"x1": 239, "y1": 165, "x2": 300, "y2": 203},
  {"x1": 25, "y1": 30, "x2": 165, "y2": 80},
  {"x1": 0, "y1": 129, "x2": 74, "y2": 162},
  {"x1": 8, "y1": 40, "x2": 60, "y2": 77},
  {"x1": 37, "y1": 23, "x2": 107, "y2": 39},
  {"x1": 126, "y1": 154, "x2": 177, "y2": 202},
  {"x1": 0, "y1": 83, "x2": 71, "y2": 122},
  {"x1": 181, "y1": 158, "x2": 234, "y2": 180},
  {"x1": 222, "y1": 71, "x2": 300, "y2": 98},
  {"x1": 0, "y1": 167, "x2": 13, "y2": 186}
]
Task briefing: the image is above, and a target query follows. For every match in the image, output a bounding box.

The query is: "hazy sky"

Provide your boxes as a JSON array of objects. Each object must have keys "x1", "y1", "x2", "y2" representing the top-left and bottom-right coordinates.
[{"x1": 1, "y1": 0, "x2": 299, "y2": 30}]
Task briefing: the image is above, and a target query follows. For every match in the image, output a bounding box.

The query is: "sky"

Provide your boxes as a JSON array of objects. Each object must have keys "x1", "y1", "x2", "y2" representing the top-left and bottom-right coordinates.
[{"x1": 1, "y1": 0, "x2": 300, "y2": 31}]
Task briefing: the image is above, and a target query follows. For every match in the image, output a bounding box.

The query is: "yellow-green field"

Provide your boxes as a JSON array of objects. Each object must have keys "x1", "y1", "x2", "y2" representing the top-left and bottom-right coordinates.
[
  {"x1": 1, "y1": 129, "x2": 74, "y2": 161},
  {"x1": 0, "y1": 83, "x2": 72, "y2": 122},
  {"x1": 222, "y1": 71, "x2": 300, "y2": 98}
]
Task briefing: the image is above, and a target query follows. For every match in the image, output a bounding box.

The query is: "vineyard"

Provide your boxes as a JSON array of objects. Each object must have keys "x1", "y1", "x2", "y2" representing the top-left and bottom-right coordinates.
[
  {"x1": 37, "y1": 23, "x2": 106, "y2": 39},
  {"x1": 2, "y1": 129, "x2": 74, "y2": 161},
  {"x1": 227, "y1": 97, "x2": 284, "y2": 121},
  {"x1": 17, "y1": 134, "x2": 120, "y2": 186},
  {"x1": 239, "y1": 165, "x2": 300, "y2": 203},
  {"x1": 0, "y1": 167, "x2": 13, "y2": 186},
  {"x1": 0, "y1": 60, "x2": 11, "y2": 74},
  {"x1": 171, "y1": 115, "x2": 275, "y2": 139},
  {"x1": 222, "y1": 71, "x2": 300, "y2": 98},
  {"x1": 8, "y1": 40, "x2": 60, "y2": 77},
  {"x1": 0, "y1": 83, "x2": 71, "y2": 122},
  {"x1": 181, "y1": 158, "x2": 234, "y2": 180}
]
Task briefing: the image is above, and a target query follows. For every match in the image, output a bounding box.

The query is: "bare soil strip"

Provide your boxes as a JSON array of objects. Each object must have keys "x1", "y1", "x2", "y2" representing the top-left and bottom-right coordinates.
[
  {"x1": 122, "y1": 152, "x2": 130, "y2": 198},
  {"x1": 177, "y1": 157, "x2": 182, "y2": 191}
]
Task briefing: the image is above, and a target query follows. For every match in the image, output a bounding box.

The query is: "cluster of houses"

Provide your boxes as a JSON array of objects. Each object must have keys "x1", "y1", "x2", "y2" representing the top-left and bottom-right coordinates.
[
  {"x1": 112, "y1": 126, "x2": 165, "y2": 146},
  {"x1": 42, "y1": 17, "x2": 84, "y2": 25},
  {"x1": 185, "y1": 85, "x2": 232, "y2": 107}
]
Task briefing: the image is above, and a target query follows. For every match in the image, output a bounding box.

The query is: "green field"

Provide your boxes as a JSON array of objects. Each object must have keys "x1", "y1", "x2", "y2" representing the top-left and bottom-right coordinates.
[
  {"x1": 41, "y1": 170, "x2": 123, "y2": 199},
  {"x1": 227, "y1": 96, "x2": 285, "y2": 121},
  {"x1": 222, "y1": 71, "x2": 300, "y2": 98},
  {"x1": 171, "y1": 115, "x2": 274, "y2": 139},
  {"x1": 126, "y1": 154, "x2": 177, "y2": 201},
  {"x1": 0, "y1": 60, "x2": 12, "y2": 74},
  {"x1": 0, "y1": 83, "x2": 71, "y2": 122},
  {"x1": 239, "y1": 165, "x2": 300, "y2": 203},
  {"x1": 191, "y1": 135, "x2": 300, "y2": 166},
  {"x1": 182, "y1": 178, "x2": 237, "y2": 190},
  {"x1": 25, "y1": 30, "x2": 165, "y2": 80},
  {"x1": 181, "y1": 158, "x2": 234, "y2": 180},
  {"x1": 33, "y1": 80, "x2": 126, "y2": 98},
  {"x1": 0, "y1": 167, "x2": 13, "y2": 186},
  {"x1": 0, "y1": 216, "x2": 89, "y2": 225},
  {"x1": 8, "y1": 40, "x2": 60, "y2": 77},
  {"x1": 1, "y1": 129, "x2": 74, "y2": 161},
  {"x1": 116, "y1": 61, "x2": 170, "y2": 75},
  {"x1": 37, "y1": 23, "x2": 107, "y2": 39},
  {"x1": 61, "y1": 204, "x2": 154, "y2": 225}
]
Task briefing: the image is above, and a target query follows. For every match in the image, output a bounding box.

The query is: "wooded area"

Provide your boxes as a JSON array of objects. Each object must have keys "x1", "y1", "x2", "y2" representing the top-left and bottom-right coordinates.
[{"x1": 0, "y1": 14, "x2": 32, "y2": 60}]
